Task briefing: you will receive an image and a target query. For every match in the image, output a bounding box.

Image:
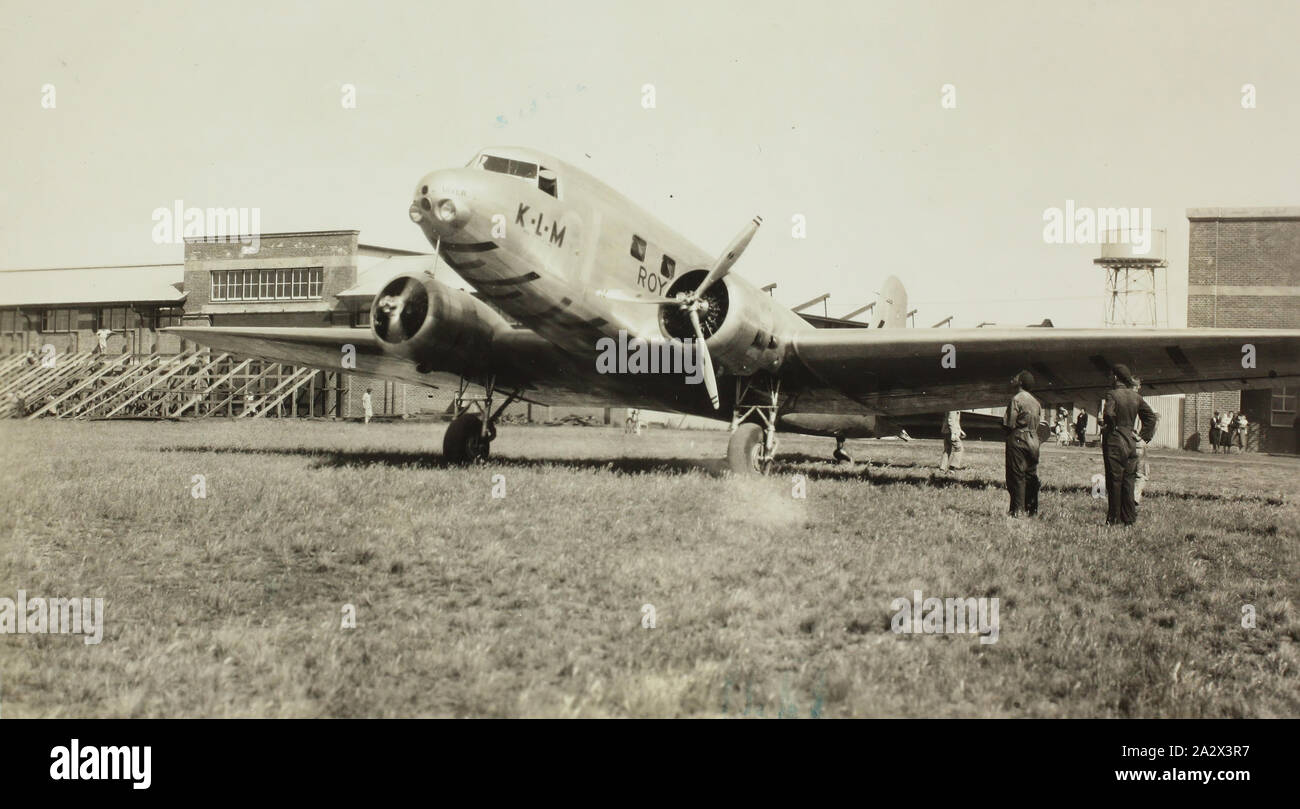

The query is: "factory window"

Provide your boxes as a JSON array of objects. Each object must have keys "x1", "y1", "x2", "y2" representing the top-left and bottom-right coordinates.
[
  {"x1": 630, "y1": 235, "x2": 646, "y2": 261},
  {"x1": 354, "y1": 308, "x2": 371, "y2": 328},
  {"x1": 211, "y1": 268, "x2": 323, "y2": 302},
  {"x1": 1, "y1": 310, "x2": 19, "y2": 334},
  {"x1": 40, "y1": 309, "x2": 73, "y2": 333},
  {"x1": 660, "y1": 254, "x2": 675, "y2": 279},
  {"x1": 101, "y1": 307, "x2": 123, "y2": 330},
  {"x1": 148, "y1": 308, "x2": 183, "y2": 329},
  {"x1": 1271, "y1": 386, "x2": 1296, "y2": 427},
  {"x1": 97, "y1": 307, "x2": 138, "y2": 330}
]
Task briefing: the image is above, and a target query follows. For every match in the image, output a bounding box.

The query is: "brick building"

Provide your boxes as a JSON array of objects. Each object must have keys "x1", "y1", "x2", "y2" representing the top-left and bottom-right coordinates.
[{"x1": 1182, "y1": 208, "x2": 1300, "y2": 453}]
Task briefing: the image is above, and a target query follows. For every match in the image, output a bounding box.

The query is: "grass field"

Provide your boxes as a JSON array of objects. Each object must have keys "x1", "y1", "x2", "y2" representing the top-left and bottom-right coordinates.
[{"x1": 1, "y1": 417, "x2": 1297, "y2": 718}]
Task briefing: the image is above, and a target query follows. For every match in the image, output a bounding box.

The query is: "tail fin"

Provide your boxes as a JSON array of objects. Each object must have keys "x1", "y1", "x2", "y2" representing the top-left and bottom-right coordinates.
[{"x1": 877, "y1": 275, "x2": 908, "y2": 328}]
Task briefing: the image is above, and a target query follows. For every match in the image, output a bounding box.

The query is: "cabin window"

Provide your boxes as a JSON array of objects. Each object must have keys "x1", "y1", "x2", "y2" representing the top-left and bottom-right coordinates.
[
  {"x1": 630, "y1": 235, "x2": 646, "y2": 261},
  {"x1": 538, "y1": 168, "x2": 558, "y2": 198},
  {"x1": 660, "y1": 255, "x2": 675, "y2": 279}
]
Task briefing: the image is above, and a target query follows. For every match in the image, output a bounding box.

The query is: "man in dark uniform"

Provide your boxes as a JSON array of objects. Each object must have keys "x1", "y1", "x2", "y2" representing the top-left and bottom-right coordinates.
[
  {"x1": 1003, "y1": 370, "x2": 1042, "y2": 518},
  {"x1": 1099, "y1": 364, "x2": 1158, "y2": 526}
]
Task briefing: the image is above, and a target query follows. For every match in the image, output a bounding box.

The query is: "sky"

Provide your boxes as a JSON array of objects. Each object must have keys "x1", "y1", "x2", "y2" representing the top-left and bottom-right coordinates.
[{"x1": 2, "y1": 0, "x2": 1298, "y2": 328}]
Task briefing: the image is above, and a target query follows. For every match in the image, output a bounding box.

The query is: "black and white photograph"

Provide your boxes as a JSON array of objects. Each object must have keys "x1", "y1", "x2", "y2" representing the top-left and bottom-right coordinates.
[{"x1": 0, "y1": 0, "x2": 1297, "y2": 787}]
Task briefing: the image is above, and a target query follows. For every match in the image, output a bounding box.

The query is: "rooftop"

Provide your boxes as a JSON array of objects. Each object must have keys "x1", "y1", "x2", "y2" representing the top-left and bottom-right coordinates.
[
  {"x1": 0, "y1": 264, "x2": 185, "y2": 307},
  {"x1": 1187, "y1": 207, "x2": 1300, "y2": 221}
]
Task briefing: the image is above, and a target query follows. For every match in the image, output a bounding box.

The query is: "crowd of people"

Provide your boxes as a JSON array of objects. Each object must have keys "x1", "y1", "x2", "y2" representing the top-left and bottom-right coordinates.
[{"x1": 1209, "y1": 409, "x2": 1250, "y2": 453}]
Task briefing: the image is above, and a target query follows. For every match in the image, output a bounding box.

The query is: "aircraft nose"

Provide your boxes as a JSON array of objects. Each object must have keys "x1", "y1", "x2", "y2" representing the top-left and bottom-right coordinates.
[{"x1": 410, "y1": 172, "x2": 471, "y2": 235}]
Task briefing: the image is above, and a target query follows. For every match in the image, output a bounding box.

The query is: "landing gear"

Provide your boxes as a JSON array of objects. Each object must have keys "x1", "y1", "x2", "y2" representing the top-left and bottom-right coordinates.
[
  {"x1": 727, "y1": 423, "x2": 766, "y2": 474},
  {"x1": 443, "y1": 375, "x2": 518, "y2": 464},
  {"x1": 727, "y1": 374, "x2": 780, "y2": 476},
  {"x1": 443, "y1": 413, "x2": 494, "y2": 462}
]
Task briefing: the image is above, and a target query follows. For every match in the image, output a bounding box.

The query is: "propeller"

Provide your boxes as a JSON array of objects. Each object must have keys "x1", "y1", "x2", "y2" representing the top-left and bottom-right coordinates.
[
  {"x1": 687, "y1": 306, "x2": 720, "y2": 409},
  {"x1": 594, "y1": 216, "x2": 762, "y2": 410}
]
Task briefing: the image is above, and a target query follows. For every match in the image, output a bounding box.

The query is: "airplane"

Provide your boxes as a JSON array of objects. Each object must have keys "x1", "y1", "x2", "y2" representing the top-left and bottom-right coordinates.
[{"x1": 169, "y1": 146, "x2": 1300, "y2": 475}]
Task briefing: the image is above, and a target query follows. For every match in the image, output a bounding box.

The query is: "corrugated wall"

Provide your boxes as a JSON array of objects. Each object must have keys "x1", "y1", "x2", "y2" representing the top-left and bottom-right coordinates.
[{"x1": 1144, "y1": 394, "x2": 1184, "y2": 449}]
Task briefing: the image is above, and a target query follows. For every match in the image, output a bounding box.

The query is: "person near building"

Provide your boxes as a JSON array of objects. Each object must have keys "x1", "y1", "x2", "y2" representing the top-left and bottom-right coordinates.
[
  {"x1": 1075, "y1": 410, "x2": 1088, "y2": 447},
  {"x1": 1216, "y1": 410, "x2": 1233, "y2": 453},
  {"x1": 362, "y1": 387, "x2": 373, "y2": 425},
  {"x1": 1232, "y1": 411, "x2": 1249, "y2": 452}
]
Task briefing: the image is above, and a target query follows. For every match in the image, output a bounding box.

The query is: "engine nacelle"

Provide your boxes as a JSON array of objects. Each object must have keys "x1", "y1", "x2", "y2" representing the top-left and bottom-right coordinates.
[
  {"x1": 659, "y1": 269, "x2": 788, "y2": 377},
  {"x1": 371, "y1": 273, "x2": 510, "y2": 376}
]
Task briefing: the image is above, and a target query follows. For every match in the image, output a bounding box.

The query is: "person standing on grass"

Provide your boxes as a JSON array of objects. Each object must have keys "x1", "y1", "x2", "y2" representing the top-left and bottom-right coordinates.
[
  {"x1": 938, "y1": 410, "x2": 965, "y2": 473},
  {"x1": 1233, "y1": 411, "x2": 1248, "y2": 452},
  {"x1": 1210, "y1": 411, "x2": 1221, "y2": 453},
  {"x1": 1134, "y1": 440, "x2": 1151, "y2": 504},
  {"x1": 1132, "y1": 378, "x2": 1151, "y2": 504},
  {"x1": 1056, "y1": 407, "x2": 1071, "y2": 447},
  {"x1": 1003, "y1": 370, "x2": 1041, "y2": 518},
  {"x1": 1075, "y1": 409, "x2": 1088, "y2": 447},
  {"x1": 1216, "y1": 410, "x2": 1233, "y2": 453},
  {"x1": 1099, "y1": 364, "x2": 1158, "y2": 526},
  {"x1": 362, "y1": 387, "x2": 373, "y2": 425}
]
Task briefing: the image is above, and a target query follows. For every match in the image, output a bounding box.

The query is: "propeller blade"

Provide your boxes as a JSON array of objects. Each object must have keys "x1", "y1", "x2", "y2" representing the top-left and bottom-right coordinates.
[
  {"x1": 594, "y1": 289, "x2": 676, "y2": 305},
  {"x1": 688, "y1": 307, "x2": 720, "y2": 410},
  {"x1": 695, "y1": 215, "x2": 762, "y2": 299}
]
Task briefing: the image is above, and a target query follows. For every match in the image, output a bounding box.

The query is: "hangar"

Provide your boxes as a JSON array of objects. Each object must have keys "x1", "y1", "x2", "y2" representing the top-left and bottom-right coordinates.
[{"x1": 1180, "y1": 208, "x2": 1300, "y2": 454}]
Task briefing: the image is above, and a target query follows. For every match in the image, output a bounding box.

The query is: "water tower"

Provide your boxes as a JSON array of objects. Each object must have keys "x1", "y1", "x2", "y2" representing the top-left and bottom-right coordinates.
[{"x1": 1094, "y1": 229, "x2": 1166, "y2": 326}]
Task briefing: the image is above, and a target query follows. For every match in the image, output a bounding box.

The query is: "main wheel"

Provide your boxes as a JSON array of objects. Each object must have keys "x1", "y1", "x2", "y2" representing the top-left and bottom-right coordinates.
[
  {"x1": 727, "y1": 422, "x2": 768, "y2": 475},
  {"x1": 443, "y1": 413, "x2": 492, "y2": 463}
]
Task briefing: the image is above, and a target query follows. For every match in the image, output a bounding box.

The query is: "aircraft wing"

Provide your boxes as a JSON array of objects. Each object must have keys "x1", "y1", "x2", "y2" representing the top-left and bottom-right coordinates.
[
  {"x1": 164, "y1": 325, "x2": 706, "y2": 409},
  {"x1": 782, "y1": 328, "x2": 1300, "y2": 416},
  {"x1": 167, "y1": 326, "x2": 458, "y2": 390}
]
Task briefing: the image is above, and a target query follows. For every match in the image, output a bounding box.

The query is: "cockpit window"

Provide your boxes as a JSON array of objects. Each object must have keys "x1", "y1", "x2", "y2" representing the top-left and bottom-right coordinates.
[{"x1": 479, "y1": 154, "x2": 538, "y2": 179}]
